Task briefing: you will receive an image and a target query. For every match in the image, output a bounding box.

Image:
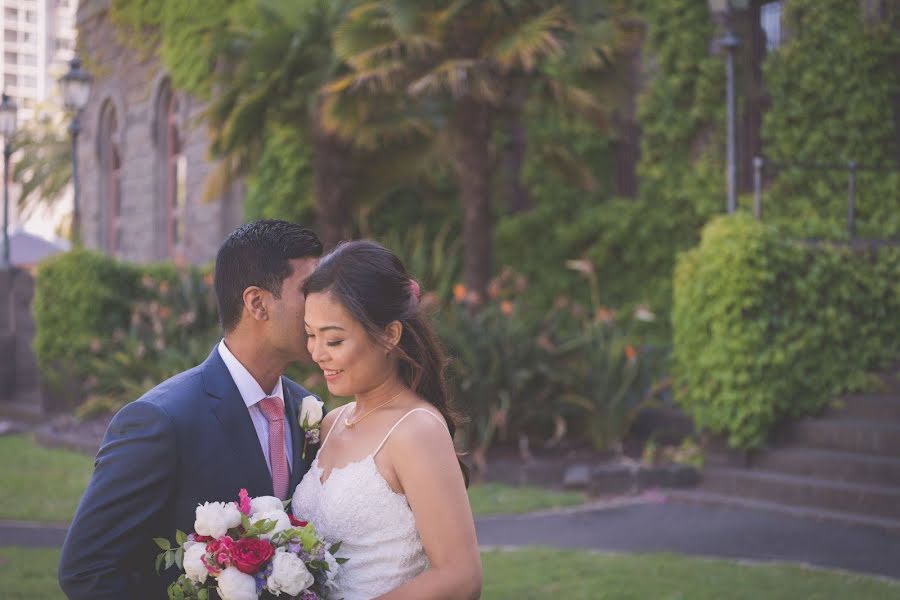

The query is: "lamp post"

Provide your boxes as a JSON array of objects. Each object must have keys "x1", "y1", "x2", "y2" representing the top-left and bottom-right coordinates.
[
  {"x1": 58, "y1": 57, "x2": 92, "y2": 246},
  {"x1": 0, "y1": 93, "x2": 17, "y2": 268},
  {"x1": 708, "y1": 0, "x2": 740, "y2": 214}
]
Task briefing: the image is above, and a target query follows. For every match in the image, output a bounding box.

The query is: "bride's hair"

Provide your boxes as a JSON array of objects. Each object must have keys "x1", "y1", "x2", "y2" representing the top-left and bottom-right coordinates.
[{"x1": 303, "y1": 240, "x2": 470, "y2": 487}]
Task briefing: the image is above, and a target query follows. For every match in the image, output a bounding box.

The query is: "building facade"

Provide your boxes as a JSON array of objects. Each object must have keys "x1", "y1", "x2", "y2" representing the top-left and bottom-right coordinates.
[{"x1": 74, "y1": 0, "x2": 243, "y2": 265}]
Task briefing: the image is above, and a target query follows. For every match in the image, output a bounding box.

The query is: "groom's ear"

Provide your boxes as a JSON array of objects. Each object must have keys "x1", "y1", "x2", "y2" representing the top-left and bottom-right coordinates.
[
  {"x1": 383, "y1": 321, "x2": 403, "y2": 353},
  {"x1": 243, "y1": 286, "x2": 269, "y2": 322}
]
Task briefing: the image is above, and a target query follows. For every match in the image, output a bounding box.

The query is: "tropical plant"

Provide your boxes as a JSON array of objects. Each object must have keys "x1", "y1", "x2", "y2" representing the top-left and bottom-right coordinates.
[
  {"x1": 330, "y1": 0, "x2": 632, "y2": 298},
  {"x1": 11, "y1": 110, "x2": 71, "y2": 224}
]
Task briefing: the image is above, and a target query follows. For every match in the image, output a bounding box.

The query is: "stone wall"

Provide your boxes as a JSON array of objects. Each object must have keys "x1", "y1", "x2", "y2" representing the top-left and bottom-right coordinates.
[{"x1": 75, "y1": 0, "x2": 243, "y2": 265}]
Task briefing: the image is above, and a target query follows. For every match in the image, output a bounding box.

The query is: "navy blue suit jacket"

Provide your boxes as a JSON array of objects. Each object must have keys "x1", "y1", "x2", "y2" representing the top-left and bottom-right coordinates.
[{"x1": 58, "y1": 348, "x2": 321, "y2": 600}]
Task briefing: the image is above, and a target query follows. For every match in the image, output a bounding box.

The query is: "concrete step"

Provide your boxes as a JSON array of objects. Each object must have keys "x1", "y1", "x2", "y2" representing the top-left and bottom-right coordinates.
[
  {"x1": 701, "y1": 467, "x2": 900, "y2": 521},
  {"x1": 827, "y1": 394, "x2": 900, "y2": 421},
  {"x1": 752, "y1": 447, "x2": 900, "y2": 487},
  {"x1": 666, "y1": 489, "x2": 900, "y2": 535},
  {"x1": 780, "y1": 418, "x2": 900, "y2": 456}
]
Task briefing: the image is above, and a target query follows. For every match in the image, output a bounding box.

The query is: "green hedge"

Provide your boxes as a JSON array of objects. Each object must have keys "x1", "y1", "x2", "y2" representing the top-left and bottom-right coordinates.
[
  {"x1": 33, "y1": 250, "x2": 144, "y2": 398},
  {"x1": 673, "y1": 215, "x2": 900, "y2": 449}
]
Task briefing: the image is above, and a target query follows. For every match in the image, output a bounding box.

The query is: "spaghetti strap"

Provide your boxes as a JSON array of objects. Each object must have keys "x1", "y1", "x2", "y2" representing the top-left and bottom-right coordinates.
[
  {"x1": 320, "y1": 404, "x2": 351, "y2": 451},
  {"x1": 373, "y1": 408, "x2": 447, "y2": 457}
]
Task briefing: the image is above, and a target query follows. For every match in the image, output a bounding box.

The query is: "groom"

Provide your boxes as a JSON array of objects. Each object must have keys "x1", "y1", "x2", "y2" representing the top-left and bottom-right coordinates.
[{"x1": 59, "y1": 220, "x2": 325, "y2": 600}]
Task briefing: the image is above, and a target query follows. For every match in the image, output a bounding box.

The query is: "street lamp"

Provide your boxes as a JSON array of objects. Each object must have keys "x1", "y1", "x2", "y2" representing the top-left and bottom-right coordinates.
[
  {"x1": 708, "y1": 0, "x2": 742, "y2": 214},
  {"x1": 58, "y1": 57, "x2": 92, "y2": 246},
  {"x1": 0, "y1": 92, "x2": 17, "y2": 268}
]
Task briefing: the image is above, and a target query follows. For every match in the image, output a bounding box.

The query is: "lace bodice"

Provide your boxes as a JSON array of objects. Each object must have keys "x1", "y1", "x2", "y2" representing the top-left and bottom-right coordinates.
[{"x1": 292, "y1": 406, "x2": 445, "y2": 600}]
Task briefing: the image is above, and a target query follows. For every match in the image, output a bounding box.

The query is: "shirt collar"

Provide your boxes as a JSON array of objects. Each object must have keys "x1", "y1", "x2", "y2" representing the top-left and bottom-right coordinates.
[{"x1": 217, "y1": 339, "x2": 284, "y2": 409}]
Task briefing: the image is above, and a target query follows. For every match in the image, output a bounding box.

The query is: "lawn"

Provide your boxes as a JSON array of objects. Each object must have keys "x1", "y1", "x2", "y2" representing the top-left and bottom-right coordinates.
[
  {"x1": 1, "y1": 434, "x2": 584, "y2": 522},
  {"x1": 0, "y1": 435, "x2": 94, "y2": 522},
  {"x1": 3, "y1": 548, "x2": 897, "y2": 600}
]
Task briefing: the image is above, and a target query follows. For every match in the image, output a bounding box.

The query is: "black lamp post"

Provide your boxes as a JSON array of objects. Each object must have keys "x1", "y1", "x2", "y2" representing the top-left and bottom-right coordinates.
[
  {"x1": 59, "y1": 57, "x2": 92, "y2": 246},
  {"x1": 0, "y1": 92, "x2": 17, "y2": 268},
  {"x1": 708, "y1": 0, "x2": 741, "y2": 214}
]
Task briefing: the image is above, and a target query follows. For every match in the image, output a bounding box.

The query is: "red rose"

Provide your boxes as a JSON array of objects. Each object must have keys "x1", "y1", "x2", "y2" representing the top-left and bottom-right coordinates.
[
  {"x1": 289, "y1": 514, "x2": 308, "y2": 528},
  {"x1": 231, "y1": 538, "x2": 275, "y2": 574}
]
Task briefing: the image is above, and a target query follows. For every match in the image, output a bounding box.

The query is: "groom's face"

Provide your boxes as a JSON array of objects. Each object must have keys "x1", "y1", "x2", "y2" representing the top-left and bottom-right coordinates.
[{"x1": 265, "y1": 257, "x2": 318, "y2": 362}]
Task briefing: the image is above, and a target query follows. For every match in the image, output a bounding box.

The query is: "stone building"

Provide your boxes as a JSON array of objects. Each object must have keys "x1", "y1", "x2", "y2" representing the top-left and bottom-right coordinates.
[{"x1": 74, "y1": 0, "x2": 243, "y2": 265}]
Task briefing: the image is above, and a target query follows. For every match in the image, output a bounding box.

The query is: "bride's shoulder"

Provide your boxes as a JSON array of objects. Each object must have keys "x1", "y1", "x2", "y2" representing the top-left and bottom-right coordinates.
[{"x1": 388, "y1": 406, "x2": 450, "y2": 451}]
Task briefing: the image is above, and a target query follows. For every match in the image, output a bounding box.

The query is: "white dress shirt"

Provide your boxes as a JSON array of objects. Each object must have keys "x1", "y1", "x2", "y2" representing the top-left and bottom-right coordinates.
[{"x1": 217, "y1": 339, "x2": 294, "y2": 473}]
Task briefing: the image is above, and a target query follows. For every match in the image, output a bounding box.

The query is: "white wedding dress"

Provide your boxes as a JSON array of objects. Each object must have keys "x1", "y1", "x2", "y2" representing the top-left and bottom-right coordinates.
[{"x1": 292, "y1": 405, "x2": 446, "y2": 600}]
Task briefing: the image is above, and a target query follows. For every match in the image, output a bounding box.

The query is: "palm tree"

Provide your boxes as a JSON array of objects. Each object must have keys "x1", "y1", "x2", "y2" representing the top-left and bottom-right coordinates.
[
  {"x1": 330, "y1": 0, "x2": 629, "y2": 298},
  {"x1": 11, "y1": 111, "x2": 71, "y2": 224},
  {"x1": 201, "y1": 0, "x2": 435, "y2": 248}
]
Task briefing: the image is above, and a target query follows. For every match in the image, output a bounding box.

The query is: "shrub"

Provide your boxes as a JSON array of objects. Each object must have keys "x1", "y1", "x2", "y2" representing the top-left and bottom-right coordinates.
[
  {"x1": 673, "y1": 215, "x2": 900, "y2": 449},
  {"x1": 33, "y1": 250, "x2": 143, "y2": 402}
]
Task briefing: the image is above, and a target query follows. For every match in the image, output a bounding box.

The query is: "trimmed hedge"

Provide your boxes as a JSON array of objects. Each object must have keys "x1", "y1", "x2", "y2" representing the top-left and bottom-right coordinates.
[
  {"x1": 33, "y1": 250, "x2": 144, "y2": 398},
  {"x1": 673, "y1": 215, "x2": 900, "y2": 449}
]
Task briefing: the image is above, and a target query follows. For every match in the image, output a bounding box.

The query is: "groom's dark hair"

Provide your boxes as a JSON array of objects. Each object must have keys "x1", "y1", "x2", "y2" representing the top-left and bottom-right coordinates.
[{"x1": 215, "y1": 220, "x2": 323, "y2": 332}]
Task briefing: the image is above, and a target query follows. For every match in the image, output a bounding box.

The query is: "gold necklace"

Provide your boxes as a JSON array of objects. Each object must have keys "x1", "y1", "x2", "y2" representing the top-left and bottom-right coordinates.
[{"x1": 344, "y1": 390, "x2": 405, "y2": 428}]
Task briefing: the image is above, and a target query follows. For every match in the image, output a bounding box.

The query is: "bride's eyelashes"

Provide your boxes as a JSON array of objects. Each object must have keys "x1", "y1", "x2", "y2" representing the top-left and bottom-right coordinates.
[{"x1": 326, "y1": 340, "x2": 343, "y2": 347}]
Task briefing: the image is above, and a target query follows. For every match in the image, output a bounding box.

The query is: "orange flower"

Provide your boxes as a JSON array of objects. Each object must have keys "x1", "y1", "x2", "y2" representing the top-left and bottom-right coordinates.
[
  {"x1": 595, "y1": 307, "x2": 614, "y2": 323},
  {"x1": 203, "y1": 272, "x2": 214, "y2": 286},
  {"x1": 624, "y1": 344, "x2": 637, "y2": 362},
  {"x1": 487, "y1": 280, "x2": 502, "y2": 300},
  {"x1": 500, "y1": 300, "x2": 514, "y2": 315},
  {"x1": 453, "y1": 283, "x2": 467, "y2": 302},
  {"x1": 159, "y1": 280, "x2": 170, "y2": 295}
]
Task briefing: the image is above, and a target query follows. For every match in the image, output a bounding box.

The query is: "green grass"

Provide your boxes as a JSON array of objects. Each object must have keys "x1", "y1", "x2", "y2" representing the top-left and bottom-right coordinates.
[
  {"x1": 468, "y1": 483, "x2": 586, "y2": 516},
  {"x1": 481, "y1": 548, "x2": 900, "y2": 599},
  {"x1": 0, "y1": 548, "x2": 64, "y2": 600},
  {"x1": 3, "y1": 548, "x2": 897, "y2": 600},
  {"x1": 0, "y1": 435, "x2": 94, "y2": 522}
]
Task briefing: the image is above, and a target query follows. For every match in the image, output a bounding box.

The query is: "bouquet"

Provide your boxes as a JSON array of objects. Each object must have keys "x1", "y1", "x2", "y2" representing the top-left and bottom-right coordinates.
[{"x1": 155, "y1": 489, "x2": 346, "y2": 600}]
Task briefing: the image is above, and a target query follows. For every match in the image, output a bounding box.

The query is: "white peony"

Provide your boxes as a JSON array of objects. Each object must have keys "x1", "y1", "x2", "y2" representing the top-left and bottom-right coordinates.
[
  {"x1": 299, "y1": 395, "x2": 324, "y2": 427},
  {"x1": 249, "y1": 509, "x2": 291, "y2": 540},
  {"x1": 194, "y1": 501, "x2": 242, "y2": 539},
  {"x1": 266, "y1": 550, "x2": 315, "y2": 596},
  {"x1": 323, "y1": 551, "x2": 340, "y2": 587},
  {"x1": 183, "y1": 542, "x2": 208, "y2": 585},
  {"x1": 217, "y1": 566, "x2": 258, "y2": 600},
  {"x1": 249, "y1": 495, "x2": 284, "y2": 515}
]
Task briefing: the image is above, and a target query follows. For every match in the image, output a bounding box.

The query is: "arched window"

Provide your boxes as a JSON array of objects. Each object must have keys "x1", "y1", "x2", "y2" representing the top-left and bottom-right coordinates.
[
  {"x1": 97, "y1": 101, "x2": 121, "y2": 254},
  {"x1": 155, "y1": 80, "x2": 187, "y2": 259}
]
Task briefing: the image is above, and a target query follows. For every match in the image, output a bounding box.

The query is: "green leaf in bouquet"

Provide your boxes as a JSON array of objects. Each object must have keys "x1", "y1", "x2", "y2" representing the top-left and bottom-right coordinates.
[
  {"x1": 329, "y1": 541, "x2": 342, "y2": 555},
  {"x1": 241, "y1": 513, "x2": 251, "y2": 530},
  {"x1": 155, "y1": 553, "x2": 165, "y2": 574},
  {"x1": 175, "y1": 547, "x2": 184, "y2": 570},
  {"x1": 298, "y1": 523, "x2": 319, "y2": 551},
  {"x1": 154, "y1": 537, "x2": 172, "y2": 551},
  {"x1": 336, "y1": 557, "x2": 349, "y2": 564},
  {"x1": 173, "y1": 584, "x2": 185, "y2": 600},
  {"x1": 165, "y1": 550, "x2": 175, "y2": 570},
  {"x1": 198, "y1": 589, "x2": 209, "y2": 600},
  {"x1": 282, "y1": 498, "x2": 291, "y2": 510},
  {"x1": 175, "y1": 530, "x2": 187, "y2": 546}
]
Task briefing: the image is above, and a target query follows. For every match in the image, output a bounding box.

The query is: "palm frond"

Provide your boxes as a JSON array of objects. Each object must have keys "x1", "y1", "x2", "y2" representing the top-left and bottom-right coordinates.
[{"x1": 489, "y1": 5, "x2": 570, "y2": 73}]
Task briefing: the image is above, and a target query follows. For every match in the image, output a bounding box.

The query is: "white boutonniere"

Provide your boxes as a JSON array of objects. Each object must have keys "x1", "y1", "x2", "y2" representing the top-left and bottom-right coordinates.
[{"x1": 299, "y1": 395, "x2": 324, "y2": 459}]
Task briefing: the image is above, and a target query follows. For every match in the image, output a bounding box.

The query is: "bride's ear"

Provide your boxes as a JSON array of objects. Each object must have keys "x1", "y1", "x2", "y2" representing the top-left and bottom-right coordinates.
[{"x1": 383, "y1": 321, "x2": 403, "y2": 353}]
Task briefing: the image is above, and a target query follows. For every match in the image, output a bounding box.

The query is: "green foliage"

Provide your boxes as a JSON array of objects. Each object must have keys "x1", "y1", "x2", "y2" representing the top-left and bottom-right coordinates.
[
  {"x1": 761, "y1": 0, "x2": 900, "y2": 238},
  {"x1": 10, "y1": 111, "x2": 71, "y2": 224},
  {"x1": 243, "y1": 126, "x2": 315, "y2": 225},
  {"x1": 76, "y1": 267, "x2": 221, "y2": 419},
  {"x1": 673, "y1": 215, "x2": 900, "y2": 449},
  {"x1": 33, "y1": 250, "x2": 143, "y2": 401}
]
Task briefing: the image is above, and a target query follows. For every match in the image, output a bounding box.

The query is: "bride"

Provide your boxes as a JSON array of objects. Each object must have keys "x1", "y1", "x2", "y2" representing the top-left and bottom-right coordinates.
[{"x1": 292, "y1": 240, "x2": 482, "y2": 599}]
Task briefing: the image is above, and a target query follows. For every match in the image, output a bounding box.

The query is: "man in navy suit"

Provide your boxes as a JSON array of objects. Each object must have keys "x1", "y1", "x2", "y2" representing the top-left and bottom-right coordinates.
[{"x1": 59, "y1": 220, "x2": 325, "y2": 599}]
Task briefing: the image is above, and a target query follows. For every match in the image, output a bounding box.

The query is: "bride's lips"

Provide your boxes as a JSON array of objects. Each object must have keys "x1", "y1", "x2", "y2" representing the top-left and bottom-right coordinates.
[{"x1": 323, "y1": 368, "x2": 344, "y2": 382}]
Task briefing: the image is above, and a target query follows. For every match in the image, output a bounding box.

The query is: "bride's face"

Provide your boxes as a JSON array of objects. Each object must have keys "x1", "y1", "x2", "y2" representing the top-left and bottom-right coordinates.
[{"x1": 304, "y1": 291, "x2": 394, "y2": 397}]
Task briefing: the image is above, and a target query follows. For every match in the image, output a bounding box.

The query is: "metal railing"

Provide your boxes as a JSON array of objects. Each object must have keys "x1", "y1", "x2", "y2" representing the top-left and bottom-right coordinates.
[{"x1": 751, "y1": 156, "x2": 900, "y2": 241}]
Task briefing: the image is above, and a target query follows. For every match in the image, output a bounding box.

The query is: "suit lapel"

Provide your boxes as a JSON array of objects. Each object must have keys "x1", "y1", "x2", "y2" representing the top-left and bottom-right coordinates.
[{"x1": 202, "y1": 348, "x2": 273, "y2": 497}]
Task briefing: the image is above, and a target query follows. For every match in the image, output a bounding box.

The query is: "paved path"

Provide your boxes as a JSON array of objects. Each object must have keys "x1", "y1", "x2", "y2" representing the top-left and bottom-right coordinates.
[
  {"x1": 476, "y1": 500, "x2": 900, "y2": 580},
  {"x1": 4, "y1": 500, "x2": 899, "y2": 580}
]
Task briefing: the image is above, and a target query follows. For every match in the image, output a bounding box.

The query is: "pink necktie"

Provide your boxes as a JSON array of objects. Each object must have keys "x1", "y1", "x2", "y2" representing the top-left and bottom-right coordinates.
[{"x1": 258, "y1": 396, "x2": 290, "y2": 499}]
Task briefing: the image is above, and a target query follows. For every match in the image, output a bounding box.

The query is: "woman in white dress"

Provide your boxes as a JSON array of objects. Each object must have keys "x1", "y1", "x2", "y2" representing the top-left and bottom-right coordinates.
[{"x1": 292, "y1": 240, "x2": 482, "y2": 600}]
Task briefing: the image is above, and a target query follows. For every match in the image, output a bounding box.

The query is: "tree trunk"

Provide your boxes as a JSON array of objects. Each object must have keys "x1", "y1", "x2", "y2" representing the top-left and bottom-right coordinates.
[
  {"x1": 452, "y1": 97, "x2": 494, "y2": 303},
  {"x1": 504, "y1": 83, "x2": 532, "y2": 214},
  {"x1": 312, "y1": 124, "x2": 355, "y2": 250}
]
